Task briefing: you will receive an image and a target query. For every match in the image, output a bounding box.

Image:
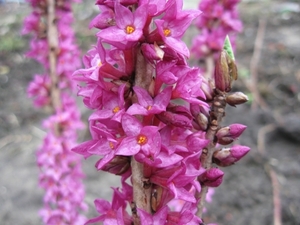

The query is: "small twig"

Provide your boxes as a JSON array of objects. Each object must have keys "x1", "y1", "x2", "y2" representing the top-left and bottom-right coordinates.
[
  {"x1": 197, "y1": 91, "x2": 226, "y2": 218},
  {"x1": 131, "y1": 158, "x2": 152, "y2": 225},
  {"x1": 268, "y1": 165, "x2": 282, "y2": 225},
  {"x1": 249, "y1": 18, "x2": 268, "y2": 111},
  {"x1": 257, "y1": 124, "x2": 276, "y2": 155},
  {"x1": 257, "y1": 124, "x2": 282, "y2": 225}
]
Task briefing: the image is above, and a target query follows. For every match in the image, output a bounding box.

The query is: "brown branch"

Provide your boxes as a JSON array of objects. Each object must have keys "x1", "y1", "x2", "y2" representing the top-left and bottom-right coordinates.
[
  {"x1": 131, "y1": 47, "x2": 154, "y2": 225},
  {"x1": 197, "y1": 91, "x2": 226, "y2": 218},
  {"x1": 257, "y1": 124, "x2": 282, "y2": 225},
  {"x1": 249, "y1": 18, "x2": 268, "y2": 111},
  {"x1": 46, "y1": 0, "x2": 61, "y2": 135}
]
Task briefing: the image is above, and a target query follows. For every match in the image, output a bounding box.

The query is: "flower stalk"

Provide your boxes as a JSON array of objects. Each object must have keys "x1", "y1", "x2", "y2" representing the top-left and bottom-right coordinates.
[{"x1": 23, "y1": 0, "x2": 87, "y2": 223}]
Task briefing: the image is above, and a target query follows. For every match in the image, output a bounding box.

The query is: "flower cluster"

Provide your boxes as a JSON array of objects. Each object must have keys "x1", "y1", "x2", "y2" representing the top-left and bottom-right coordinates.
[
  {"x1": 191, "y1": 0, "x2": 243, "y2": 60},
  {"x1": 24, "y1": 0, "x2": 87, "y2": 224},
  {"x1": 72, "y1": 0, "x2": 249, "y2": 224}
]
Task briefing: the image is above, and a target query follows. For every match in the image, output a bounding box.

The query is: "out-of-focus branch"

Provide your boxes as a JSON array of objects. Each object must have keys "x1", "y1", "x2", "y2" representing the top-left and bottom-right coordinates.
[
  {"x1": 257, "y1": 124, "x2": 282, "y2": 225},
  {"x1": 249, "y1": 19, "x2": 268, "y2": 111},
  {"x1": 47, "y1": 0, "x2": 61, "y2": 135}
]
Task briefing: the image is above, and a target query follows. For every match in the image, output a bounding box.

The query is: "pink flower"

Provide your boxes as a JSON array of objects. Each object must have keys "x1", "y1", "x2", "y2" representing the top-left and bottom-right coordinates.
[
  {"x1": 153, "y1": 1, "x2": 201, "y2": 57},
  {"x1": 97, "y1": 3, "x2": 147, "y2": 48},
  {"x1": 127, "y1": 86, "x2": 172, "y2": 116},
  {"x1": 116, "y1": 114, "x2": 161, "y2": 160}
]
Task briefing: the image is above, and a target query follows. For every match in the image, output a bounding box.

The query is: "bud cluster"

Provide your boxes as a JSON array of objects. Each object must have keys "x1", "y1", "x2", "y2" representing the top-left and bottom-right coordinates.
[{"x1": 23, "y1": 0, "x2": 87, "y2": 224}]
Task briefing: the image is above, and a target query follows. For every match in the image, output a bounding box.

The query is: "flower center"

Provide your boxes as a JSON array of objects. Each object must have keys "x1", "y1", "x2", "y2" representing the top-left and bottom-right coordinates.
[
  {"x1": 113, "y1": 106, "x2": 120, "y2": 113},
  {"x1": 137, "y1": 134, "x2": 148, "y2": 145},
  {"x1": 109, "y1": 141, "x2": 114, "y2": 149},
  {"x1": 126, "y1": 25, "x2": 135, "y2": 34},
  {"x1": 147, "y1": 105, "x2": 152, "y2": 110},
  {"x1": 163, "y1": 28, "x2": 171, "y2": 37}
]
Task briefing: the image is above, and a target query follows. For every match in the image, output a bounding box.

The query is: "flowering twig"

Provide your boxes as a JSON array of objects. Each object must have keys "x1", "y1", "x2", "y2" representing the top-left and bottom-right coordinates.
[
  {"x1": 197, "y1": 90, "x2": 227, "y2": 218},
  {"x1": 23, "y1": 0, "x2": 87, "y2": 223}
]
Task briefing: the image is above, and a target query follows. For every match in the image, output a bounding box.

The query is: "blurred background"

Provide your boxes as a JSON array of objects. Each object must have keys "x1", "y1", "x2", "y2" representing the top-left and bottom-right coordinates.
[{"x1": 0, "y1": 0, "x2": 299, "y2": 224}]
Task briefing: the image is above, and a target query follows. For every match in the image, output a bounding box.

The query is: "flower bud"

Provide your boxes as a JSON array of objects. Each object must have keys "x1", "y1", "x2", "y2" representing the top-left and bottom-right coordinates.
[
  {"x1": 216, "y1": 126, "x2": 230, "y2": 138},
  {"x1": 198, "y1": 168, "x2": 224, "y2": 187},
  {"x1": 201, "y1": 78, "x2": 214, "y2": 101},
  {"x1": 216, "y1": 124, "x2": 247, "y2": 145},
  {"x1": 226, "y1": 92, "x2": 248, "y2": 107},
  {"x1": 213, "y1": 145, "x2": 250, "y2": 167},
  {"x1": 141, "y1": 43, "x2": 164, "y2": 63},
  {"x1": 157, "y1": 104, "x2": 193, "y2": 128},
  {"x1": 229, "y1": 124, "x2": 247, "y2": 138},
  {"x1": 214, "y1": 50, "x2": 237, "y2": 92},
  {"x1": 99, "y1": 156, "x2": 131, "y2": 175},
  {"x1": 195, "y1": 112, "x2": 208, "y2": 131}
]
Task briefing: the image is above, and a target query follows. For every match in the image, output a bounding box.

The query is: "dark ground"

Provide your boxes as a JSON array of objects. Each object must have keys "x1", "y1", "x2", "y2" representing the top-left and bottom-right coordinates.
[{"x1": 0, "y1": 1, "x2": 300, "y2": 225}]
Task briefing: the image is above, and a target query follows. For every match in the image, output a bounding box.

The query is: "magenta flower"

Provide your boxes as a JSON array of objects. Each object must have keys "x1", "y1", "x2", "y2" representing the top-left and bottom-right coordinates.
[
  {"x1": 97, "y1": 3, "x2": 147, "y2": 47},
  {"x1": 127, "y1": 86, "x2": 172, "y2": 116},
  {"x1": 171, "y1": 67, "x2": 208, "y2": 106},
  {"x1": 153, "y1": 1, "x2": 201, "y2": 57},
  {"x1": 89, "y1": 85, "x2": 126, "y2": 122},
  {"x1": 85, "y1": 189, "x2": 132, "y2": 225},
  {"x1": 116, "y1": 114, "x2": 161, "y2": 160},
  {"x1": 89, "y1": 5, "x2": 115, "y2": 29},
  {"x1": 137, "y1": 206, "x2": 168, "y2": 225},
  {"x1": 27, "y1": 74, "x2": 51, "y2": 108}
]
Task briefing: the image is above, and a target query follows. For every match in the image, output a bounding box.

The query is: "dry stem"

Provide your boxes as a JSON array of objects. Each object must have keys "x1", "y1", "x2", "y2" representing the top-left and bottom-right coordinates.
[
  {"x1": 46, "y1": 0, "x2": 61, "y2": 135},
  {"x1": 248, "y1": 18, "x2": 268, "y2": 111},
  {"x1": 257, "y1": 124, "x2": 282, "y2": 225}
]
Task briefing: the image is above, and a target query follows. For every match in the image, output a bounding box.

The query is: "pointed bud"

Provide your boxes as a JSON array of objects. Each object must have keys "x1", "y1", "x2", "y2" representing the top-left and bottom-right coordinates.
[
  {"x1": 216, "y1": 124, "x2": 247, "y2": 145},
  {"x1": 226, "y1": 92, "x2": 248, "y2": 106},
  {"x1": 229, "y1": 124, "x2": 247, "y2": 138},
  {"x1": 157, "y1": 104, "x2": 193, "y2": 128},
  {"x1": 214, "y1": 50, "x2": 237, "y2": 92},
  {"x1": 198, "y1": 168, "x2": 224, "y2": 187},
  {"x1": 213, "y1": 145, "x2": 250, "y2": 167}
]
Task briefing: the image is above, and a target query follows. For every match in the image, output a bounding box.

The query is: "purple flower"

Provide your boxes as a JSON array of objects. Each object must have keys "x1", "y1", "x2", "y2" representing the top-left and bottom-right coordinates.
[
  {"x1": 153, "y1": 1, "x2": 201, "y2": 57},
  {"x1": 89, "y1": 85, "x2": 126, "y2": 122},
  {"x1": 116, "y1": 114, "x2": 161, "y2": 159},
  {"x1": 85, "y1": 189, "x2": 132, "y2": 225},
  {"x1": 127, "y1": 86, "x2": 172, "y2": 116},
  {"x1": 97, "y1": 3, "x2": 147, "y2": 47}
]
